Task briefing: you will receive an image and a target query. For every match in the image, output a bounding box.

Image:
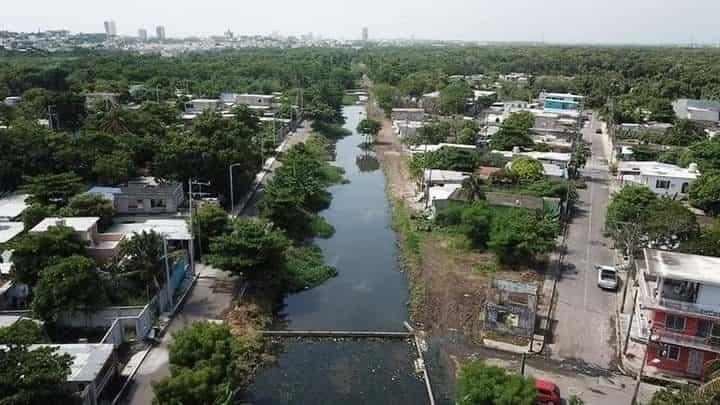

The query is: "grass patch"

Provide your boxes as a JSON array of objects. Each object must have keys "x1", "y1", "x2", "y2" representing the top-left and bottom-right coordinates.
[
  {"x1": 390, "y1": 197, "x2": 427, "y2": 318},
  {"x1": 309, "y1": 215, "x2": 335, "y2": 239},
  {"x1": 283, "y1": 245, "x2": 338, "y2": 291},
  {"x1": 472, "y1": 259, "x2": 500, "y2": 275},
  {"x1": 342, "y1": 94, "x2": 359, "y2": 105}
]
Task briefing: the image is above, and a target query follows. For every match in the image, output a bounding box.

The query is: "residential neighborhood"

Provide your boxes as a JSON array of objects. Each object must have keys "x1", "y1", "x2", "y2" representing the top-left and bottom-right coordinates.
[{"x1": 3, "y1": 6, "x2": 720, "y2": 405}]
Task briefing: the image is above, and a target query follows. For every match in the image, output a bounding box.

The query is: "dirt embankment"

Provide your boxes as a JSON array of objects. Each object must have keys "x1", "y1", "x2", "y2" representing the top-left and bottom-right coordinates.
[{"x1": 369, "y1": 102, "x2": 541, "y2": 342}]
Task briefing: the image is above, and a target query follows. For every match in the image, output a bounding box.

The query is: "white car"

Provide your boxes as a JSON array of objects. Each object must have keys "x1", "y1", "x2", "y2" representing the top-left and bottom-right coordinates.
[{"x1": 597, "y1": 266, "x2": 618, "y2": 290}]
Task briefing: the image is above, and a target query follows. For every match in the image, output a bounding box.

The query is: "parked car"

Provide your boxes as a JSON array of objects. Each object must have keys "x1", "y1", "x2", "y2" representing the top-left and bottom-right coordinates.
[
  {"x1": 534, "y1": 378, "x2": 561, "y2": 405},
  {"x1": 597, "y1": 265, "x2": 619, "y2": 290}
]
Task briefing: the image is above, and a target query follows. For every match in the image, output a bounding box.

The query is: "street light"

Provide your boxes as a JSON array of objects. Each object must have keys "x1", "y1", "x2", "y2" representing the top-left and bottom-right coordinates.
[{"x1": 229, "y1": 163, "x2": 243, "y2": 214}]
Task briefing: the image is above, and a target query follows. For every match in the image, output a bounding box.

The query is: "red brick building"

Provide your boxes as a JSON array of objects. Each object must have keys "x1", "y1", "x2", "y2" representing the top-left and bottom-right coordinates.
[{"x1": 639, "y1": 249, "x2": 720, "y2": 379}]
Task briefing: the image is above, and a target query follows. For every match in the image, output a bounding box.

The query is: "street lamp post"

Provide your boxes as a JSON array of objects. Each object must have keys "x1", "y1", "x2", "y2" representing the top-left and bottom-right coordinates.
[{"x1": 229, "y1": 163, "x2": 242, "y2": 214}]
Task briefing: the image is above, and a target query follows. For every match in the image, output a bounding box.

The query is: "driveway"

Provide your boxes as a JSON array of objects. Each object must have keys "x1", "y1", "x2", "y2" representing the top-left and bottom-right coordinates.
[
  {"x1": 550, "y1": 114, "x2": 618, "y2": 369},
  {"x1": 122, "y1": 264, "x2": 238, "y2": 405}
]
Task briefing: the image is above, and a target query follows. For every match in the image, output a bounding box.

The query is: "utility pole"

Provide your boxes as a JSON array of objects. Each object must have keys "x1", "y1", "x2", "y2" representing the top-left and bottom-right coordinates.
[
  {"x1": 188, "y1": 179, "x2": 210, "y2": 257},
  {"x1": 624, "y1": 289, "x2": 639, "y2": 354},
  {"x1": 229, "y1": 163, "x2": 242, "y2": 214},
  {"x1": 520, "y1": 352, "x2": 527, "y2": 376}
]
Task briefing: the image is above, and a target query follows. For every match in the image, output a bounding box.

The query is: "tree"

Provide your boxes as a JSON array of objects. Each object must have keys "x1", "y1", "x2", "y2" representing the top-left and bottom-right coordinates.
[
  {"x1": 61, "y1": 193, "x2": 115, "y2": 231},
  {"x1": 440, "y1": 83, "x2": 472, "y2": 115},
  {"x1": 682, "y1": 220, "x2": 720, "y2": 257},
  {"x1": 92, "y1": 149, "x2": 136, "y2": 185},
  {"x1": 488, "y1": 209, "x2": 559, "y2": 265},
  {"x1": 20, "y1": 172, "x2": 84, "y2": 207},
  {"x1": 456, "y1": 360, "x2": 536, "y2": 405},
  {"x1": 20, "y1": 203, "x2": 56, "y2": 230},
  {"x1": 10, "y1": 225, "x2": 86, "y2": 287},
  {"x1": 0, "y1": 345, "x2": 80, "y2": 405},
  {"x1": 152, "y1": 322, "x2": 263, "y2": 405},
  {"x1": 0, "y1": 319, "x2": 44, "y2": 345},
  {"x1": 646, "y1": 385, "x2": 711, "y2": 405},
  {"x1": 207, "y1": 218, "x2": 289, "y2": 282},
  {"x1": 509, "y1": 157, "x2": 544, "y2": 180},
  {"x1": 371, "y1": 83, "x2": 397, "y2": 116},
  {"x1": 605, "y1": 185, "x2": 658, "y2": 240},
  {"x1": 191, "y1": 204, "x2": 230, "y2": 252},
  {"x1": 643, "y1": 198, "x2": 699, "y2": 246},
  {"x1": 668, "y1": 119, "x2": 707, "y2": 146},
  {"x1": 32, "y1": 255, "x2": 107, "y2": 322},
  {"x1": 503, "y1": 111, "x2": 536, "y2": 132},
  {"x1": 118, "y1": 230, "x2": 164, "y2": 297},
  {"x1": 489, "y1": 125, "x2": 534, "y2": 151},
  {"x1": 690, "y1": 171, "x2": 720, "y2": 216},
  {"x1": 356, "y1": 118, "x2": 381, "y2": 144}
]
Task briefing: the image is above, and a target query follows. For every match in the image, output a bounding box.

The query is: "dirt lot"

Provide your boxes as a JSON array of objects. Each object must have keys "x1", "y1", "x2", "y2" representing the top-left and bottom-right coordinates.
[{"x1": 369, "y1": 103, "x2": 542, "y2": 342}]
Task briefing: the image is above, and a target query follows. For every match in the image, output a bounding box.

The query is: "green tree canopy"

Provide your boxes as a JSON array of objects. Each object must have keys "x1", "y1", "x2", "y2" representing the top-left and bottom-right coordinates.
[
  {"x1": 509, "y1": 157, "x2": 544, "y2": 180},
  {"x1": 456, "y1": 360, "x2": 536, "y2": 405},
  {"x1": 10, "y1": 225, "x2": 87, "y2": 287},
  {"x1": 440, "y1": 83, "x2": 472, "y2": 115},
  {"x1": 689, "y1": 171, "x2": 720, "y2": 216},
  {"x1": 0, "y1": 345, "x2": 80, "y2": 405},
  {"x1": 32, "y1": 255, "x2": 107, "y2": 322},
  {"x1": 20, "y1": 172, "x2": 84, "y2": 207},
  {"x1": 60, "y1": 193, "x2": 115, "y2": 231},
  {"x1": 488, "y1": 208, "x2": 560, "y2": 265},
  {"x1": 118, "y1": 230, "x2": 164, "y2": 296},
  {"x1": 191, "y1": 204, "x2": 230, "y2": 252},
  {"x1": 207, "y1": 217, "x2": 290, "y2": 282},
  {"x1": 0, "y1": 319, "x2": 44, "y2": 345}
]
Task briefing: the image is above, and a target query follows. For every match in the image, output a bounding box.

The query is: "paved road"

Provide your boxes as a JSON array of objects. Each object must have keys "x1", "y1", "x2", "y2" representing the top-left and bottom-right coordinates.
[
  {"x1": 550, "y1": 114, "x2": 618, "y2": 369},
  {"x1": 122, "y1": 264, "x2": 238, "y2": 405}
]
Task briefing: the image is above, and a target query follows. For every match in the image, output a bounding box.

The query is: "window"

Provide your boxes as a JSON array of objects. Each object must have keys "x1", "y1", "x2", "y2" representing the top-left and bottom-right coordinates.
[
  {"x1": 665, "y1": 314, "x2": 685, "y2": 331},
  {"x1": 128, "y1": 199, "x2": 144, "y2": 210},
  {"x1": 697, "y1": 320, "x2": 712, "y2": 337},
  {"x1": 656, "y1": 180, "x2": 671, "y2": 189},
  {"x1": 682, "y1": 183, "x2": 690, "y2": 193},
  {"x1": 660, "y1": 344, "x2": 681, "y2": 361},
  {"x1": 151, "y1": 199, "x2": 167, "y2": 208}
]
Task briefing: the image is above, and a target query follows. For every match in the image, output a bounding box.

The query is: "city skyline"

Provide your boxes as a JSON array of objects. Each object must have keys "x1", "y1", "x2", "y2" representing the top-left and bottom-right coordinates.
[{"x1": 2, "y1": 0, "x2": 720, "y2": 45}]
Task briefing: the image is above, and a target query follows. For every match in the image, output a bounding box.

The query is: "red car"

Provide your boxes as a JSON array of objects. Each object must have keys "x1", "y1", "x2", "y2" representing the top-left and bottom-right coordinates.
[{"x1": 534, "y1": 378, "x2": 561, "y2": 405}]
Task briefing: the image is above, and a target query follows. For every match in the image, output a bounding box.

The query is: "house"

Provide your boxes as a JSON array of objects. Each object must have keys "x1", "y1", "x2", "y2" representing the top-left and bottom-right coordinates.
[
  {"x1": 391, "y1": 108, "x2": 426, "y2": 122},
  {"x1": 0, "y1": 193, "x2": 29, "y2": 221},
  {"x1": 393, "y1": 120, "x2": 424, "y2": 138},
  {"x1": 85, "y1": 92, "x2": 121, "y2": 110},
  {"x1": 407, "y1": 143, "x2": 477, "y2": 154},
  {"x1": 492, "y1": 148, "x2": 572, "y2": 169},
  {"x1": 90, "y1": 178, "x2": 185, "y2": 215},
  {"x1": 673, "y1": 99, "x2": 720, "y2": 125},
  {"x1": 30, "y1": 217, "x2": 123, "y2": 264},
  {"x1": 234, "y1": 93, "x2": 277, "y2": 108},
  {"x1": 539, "y1": 92, "x2": 584, "y2": 112},
  {"x1": 3, "y1": 96, "x2": 21, "y2": 107},
  {"x1": 637, "y1": 249, "x2": 720, "y2": 379},
  {"x1": 616, "y1": 161, "x2": 699, "y2": 198},
  {"x1": 42, "y1": 343, "x2": 116, "y2": 405},
  {"x1": 421, "y1": 91, "x2": 440, "y2": 114},
  {"x1": 485, "y1": 278, "x2": 538, "y2": 337},
  {"x1": 423, "y1": 169, "x2": 471, "y2": 187},
  {"x1": 428, "y1": 183, "x2": 463, "y2": 214},
  {"x1": 184, "y1": 98, "x2": 223, "y2": 114}
]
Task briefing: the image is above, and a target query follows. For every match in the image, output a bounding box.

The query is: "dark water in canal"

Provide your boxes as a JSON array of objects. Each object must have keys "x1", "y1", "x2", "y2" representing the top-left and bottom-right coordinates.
[{"x1": 243, "y1": 105, "x2": 429, "y2": 404}]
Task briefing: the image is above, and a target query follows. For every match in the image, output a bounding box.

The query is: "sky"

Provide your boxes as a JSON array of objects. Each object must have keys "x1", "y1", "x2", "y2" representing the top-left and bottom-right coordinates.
[{"x1": 2, "y1": 0, "x2": 720, "y2": 45}]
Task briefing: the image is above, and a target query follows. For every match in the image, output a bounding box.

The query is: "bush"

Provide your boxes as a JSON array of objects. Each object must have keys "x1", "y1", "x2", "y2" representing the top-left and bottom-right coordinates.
[
  {"x1": 456, "y1": 360, "x2": 536, "y2": 405},
  {"x1": 509, "y1": 156, "x2": 544, "y2": 180},
  {"x1": 283, "y1": 245, "x2": 338, "y2": 291}
]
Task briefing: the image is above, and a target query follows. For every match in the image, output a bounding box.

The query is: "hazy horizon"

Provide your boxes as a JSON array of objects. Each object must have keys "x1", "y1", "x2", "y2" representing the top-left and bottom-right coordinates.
[{"x1": 2, "y1": 0, "x2": 720, "y2": 45}]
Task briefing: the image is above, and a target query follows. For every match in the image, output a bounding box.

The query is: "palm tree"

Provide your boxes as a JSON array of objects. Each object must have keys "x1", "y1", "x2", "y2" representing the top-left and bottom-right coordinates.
[
  {"x1": 460, "y1": 175, "x2": 486, "y2": 201},
  {"x1": 118, "y1": 230, "x2": 165, "y2": 298}
]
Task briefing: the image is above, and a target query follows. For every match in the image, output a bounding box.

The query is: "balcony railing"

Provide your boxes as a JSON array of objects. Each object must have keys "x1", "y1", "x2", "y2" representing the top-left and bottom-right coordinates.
[
  {"x1": 657, "y1": 297, "x2": 720, "y2": 319},
  {"x1": 654, "y1": 326, "x2": 720, "y2": 352}
]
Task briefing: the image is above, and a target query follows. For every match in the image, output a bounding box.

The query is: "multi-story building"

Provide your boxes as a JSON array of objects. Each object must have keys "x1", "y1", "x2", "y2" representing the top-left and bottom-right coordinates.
[
  {"x1": 137, "y1": 28, "x2": 148, "y2": 42},
  {"x1": 638, "y1": 249, "x2": 720, "y2": 379},
  {"x1": 156, "y1": 25, "x2": 166, "y2": 41},
  {"x1": 673, "y1": 99, "x2": 720, "y2": 125},
  {"x1": 362, "y1": 27, "x2": 368, "y2": 42},
  {"x1": 539, "y1": 92, "x2": 584, "y2": 112},
  {"x1": 103, "y1": 20, "x2": 117, "y2": 38}
]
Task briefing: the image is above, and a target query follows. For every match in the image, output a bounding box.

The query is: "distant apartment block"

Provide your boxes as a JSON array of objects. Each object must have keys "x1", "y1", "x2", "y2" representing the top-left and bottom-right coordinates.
[
  {"x1": 137, "y1": 28, "x2": 148, "y2": 42},
  {"x1": 184, "y1": 98, "x2": 223, "y2": 114},
  {"x1": 156, "y1": 25, "x2": 166, "y2": 41}
]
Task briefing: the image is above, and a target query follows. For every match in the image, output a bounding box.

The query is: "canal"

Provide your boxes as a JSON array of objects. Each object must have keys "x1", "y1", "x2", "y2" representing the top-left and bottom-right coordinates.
[{"x1": 244, "y1": 105, "x2": 429, "y2": 404}]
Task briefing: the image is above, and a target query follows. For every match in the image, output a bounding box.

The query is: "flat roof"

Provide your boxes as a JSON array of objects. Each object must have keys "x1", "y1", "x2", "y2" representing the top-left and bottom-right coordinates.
[
  {"x1": 0, "y1": 222, "x2": 24, "y2": 244},
  {"x1": 424, "y1": 169, "x2": 471, "y2": 182},
  {"x1": 645, "y1": 248, "x2": 720, "y2": 287},
  {"x1": 37, "y1": 344, "x2": 114, "y2": 383},
  {"x1": 0, "y1": 315, "x2": 22, "y2": 328},
  {"x1": 0, "y1": 194, "x2": 29, "y2": 219},
  {"x1": 107, "y1": 218, "x2": 192, "y2": 241},
  {"x1": 617, "y1": 161, "x2": 699, "y2": 180},
  {"x1": 392, "y1": 108, "x2": 425, "y2": 112},
  {"x1": 429, "y1": 183, "x2": 462, "y2": 202},
  {"x1": 30, "y1": 217, "x2": 99, "y2": 233},
  {"x1": 238, "y1": 94, "x2": 275, "y2": 98},
  {"x1": 187, "y1": 98, "x2": 221, "y2": 103}
]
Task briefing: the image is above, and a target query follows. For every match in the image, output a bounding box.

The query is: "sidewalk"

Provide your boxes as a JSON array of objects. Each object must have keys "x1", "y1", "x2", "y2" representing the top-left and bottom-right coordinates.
[{"x1": 120, "y1": 264, "x2": 238, "y2": 404}]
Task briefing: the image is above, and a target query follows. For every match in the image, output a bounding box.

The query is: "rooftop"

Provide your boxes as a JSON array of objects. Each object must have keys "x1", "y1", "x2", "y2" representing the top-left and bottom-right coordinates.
[
  {"x1": 86, "y1": 186, "x2": 121, "y2": 202},
  {"x1": 107, "y1": 218, "x2": 192, "y2": 241},
  {"x1": 617, "y1": 161, "x2": 700, "y2": 180},
  {"x1": 392, "y1": 108, "x2": 425, "y2": 112},
  {"x1": 0, "y1": 222, "x2": 24, "y2": 244},
  {"x1": 0, "y1": 194, "x2": 29, "y2": 220},
  {"x1": 676, "y1": 98, "x2": 720, "y2": 113},
  {"x1": 644, "y1": 248, "x2": 720, "y2": 287},
  {"x1": 423, "y1": 169, "x2": 471, "y2": 183},
  {"x1": 30, "y1": 217, "x2": 99, "y2": 233},
  {"x1": 39, "y1": 344, "x2": 114, "y2": 383}
]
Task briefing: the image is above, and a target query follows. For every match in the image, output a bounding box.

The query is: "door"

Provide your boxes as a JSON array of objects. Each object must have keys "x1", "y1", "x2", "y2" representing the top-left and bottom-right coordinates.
[{"x1": 687, "y1": 349, "x2": 704, "y2": 376}]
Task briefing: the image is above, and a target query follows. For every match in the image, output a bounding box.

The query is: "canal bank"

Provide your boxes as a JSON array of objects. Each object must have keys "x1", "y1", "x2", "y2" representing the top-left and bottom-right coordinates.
[{"x1": 243, "y1": 105, "x2": 430, "y2": 404}]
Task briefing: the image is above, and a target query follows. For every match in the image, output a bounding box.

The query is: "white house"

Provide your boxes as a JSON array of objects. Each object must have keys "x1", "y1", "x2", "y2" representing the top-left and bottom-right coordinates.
[
  {"x1": 184, "y1": 99, "x2": 223, "y2": 114},
  {"x1": 617, "y1": 161, "x2": 700, "y2": 198}
]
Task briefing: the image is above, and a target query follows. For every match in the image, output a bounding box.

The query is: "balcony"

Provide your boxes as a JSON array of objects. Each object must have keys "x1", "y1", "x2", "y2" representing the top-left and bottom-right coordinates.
[
  {"x1": 653, "y1": 326, "x2": 720, "y2": 353},
  {"x1": 657, "y1": 297, "x2": 720, "y2": 320}
]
